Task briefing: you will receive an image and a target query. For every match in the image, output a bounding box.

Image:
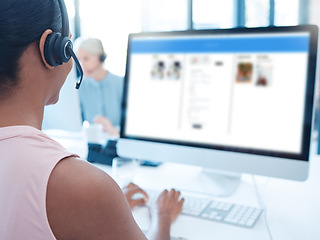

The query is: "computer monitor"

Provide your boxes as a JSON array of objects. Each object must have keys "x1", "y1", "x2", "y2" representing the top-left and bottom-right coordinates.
[{"x1": 117, "y1": 25, "x2": 318, "y2": 196}]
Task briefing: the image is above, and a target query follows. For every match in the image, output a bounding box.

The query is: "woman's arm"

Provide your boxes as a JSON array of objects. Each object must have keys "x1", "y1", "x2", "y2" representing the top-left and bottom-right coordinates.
[
  {"x1": 46, "y1": 157, "x2": 183, "y2": 240},
  {"x1": 47, "y1": 157, "x2": 146, "y2": 240}
]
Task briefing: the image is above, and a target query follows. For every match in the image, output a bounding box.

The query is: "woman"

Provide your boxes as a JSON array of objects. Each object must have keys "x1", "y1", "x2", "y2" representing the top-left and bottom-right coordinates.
[
  {"x1": 0, "y1": 0, "x2": 183, "y2": 239},
  {"x1": 77, "y1": 38, "x2": 123, "y2": 135}
]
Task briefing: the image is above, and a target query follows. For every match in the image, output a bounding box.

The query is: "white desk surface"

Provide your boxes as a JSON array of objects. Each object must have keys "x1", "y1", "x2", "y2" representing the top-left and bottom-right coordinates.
[{"x1": 46, "y1": 129, "x2": 320, "y2": 240}]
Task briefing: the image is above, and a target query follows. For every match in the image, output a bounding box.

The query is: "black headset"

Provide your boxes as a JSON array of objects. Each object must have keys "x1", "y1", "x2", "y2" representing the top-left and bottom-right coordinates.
[
  {"x1": 44, "y1": 0, "x2": 84, "y2": 89},
  {"x1": 100, "y1": 54, "x2": 107, "y2": 63}
]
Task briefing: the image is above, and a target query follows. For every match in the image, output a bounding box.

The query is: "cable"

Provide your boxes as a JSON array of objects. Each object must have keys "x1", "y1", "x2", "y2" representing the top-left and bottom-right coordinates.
[{"x1": 252, "y1": 174, "x2": 273, "y2": 240}]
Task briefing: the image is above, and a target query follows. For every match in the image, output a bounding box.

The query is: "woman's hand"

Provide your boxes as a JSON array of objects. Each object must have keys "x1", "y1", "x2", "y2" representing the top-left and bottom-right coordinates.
[
  {"x1": 93, "y1": 115, "x2": 119, "y2": 136},
  {"x1": 150, "y1": 189, "x2": 184, "y2": 223},
  {"x1": 122, "y1": 182, "x2": 149, "y2": 209}
]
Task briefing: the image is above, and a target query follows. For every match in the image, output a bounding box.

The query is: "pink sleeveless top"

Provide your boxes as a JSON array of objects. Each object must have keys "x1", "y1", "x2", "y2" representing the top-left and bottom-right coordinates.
[{"x1": 0, "y1": 126, "x2": 78, "y2": 239}]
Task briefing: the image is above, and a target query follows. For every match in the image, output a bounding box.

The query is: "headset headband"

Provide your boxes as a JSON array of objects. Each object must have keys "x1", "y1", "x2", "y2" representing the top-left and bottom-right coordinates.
[{"x1": 57, "y1": 0, "x2": 69, "y2": 38}]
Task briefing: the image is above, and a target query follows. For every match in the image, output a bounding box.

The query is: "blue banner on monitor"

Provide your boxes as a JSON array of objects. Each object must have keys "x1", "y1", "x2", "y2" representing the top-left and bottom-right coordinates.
[{"x1": 131, "y1": 35, "x2": 309, "y2": 53}]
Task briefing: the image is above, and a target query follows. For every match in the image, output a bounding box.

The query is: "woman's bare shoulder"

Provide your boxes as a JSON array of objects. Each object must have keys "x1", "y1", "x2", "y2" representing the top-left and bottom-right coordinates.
[{"x1": 46, "y1": 157, "x2": 146, "y2": 240}]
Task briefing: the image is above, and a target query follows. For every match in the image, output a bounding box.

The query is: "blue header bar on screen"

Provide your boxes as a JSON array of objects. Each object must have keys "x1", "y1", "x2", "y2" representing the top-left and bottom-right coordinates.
[{"x1": 131, "y1": 35, "x2": 310, "y2": 53}]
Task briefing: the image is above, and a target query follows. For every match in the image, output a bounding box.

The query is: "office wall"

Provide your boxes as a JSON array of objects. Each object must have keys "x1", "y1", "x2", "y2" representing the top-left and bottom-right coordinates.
[{"x1": 42, "y1": 67, "x2": 82, "y2": 131}]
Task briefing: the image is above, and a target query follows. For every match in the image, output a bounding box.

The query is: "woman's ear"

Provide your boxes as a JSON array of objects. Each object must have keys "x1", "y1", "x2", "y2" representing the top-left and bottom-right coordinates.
[{"x1": 39, "y1": 29, "x2": 54, "y2": 69}]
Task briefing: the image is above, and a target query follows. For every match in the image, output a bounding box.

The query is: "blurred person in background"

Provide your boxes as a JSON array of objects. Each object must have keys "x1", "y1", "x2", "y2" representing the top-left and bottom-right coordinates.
[{"x1": 76, "y1": 38, "x2": 123, "y2": 135}]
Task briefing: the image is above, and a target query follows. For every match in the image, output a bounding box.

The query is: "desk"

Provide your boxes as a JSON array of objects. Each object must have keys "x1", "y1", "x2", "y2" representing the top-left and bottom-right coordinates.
[{"x1": 46, "y1": 129, "x2": 320, "y2": 240}]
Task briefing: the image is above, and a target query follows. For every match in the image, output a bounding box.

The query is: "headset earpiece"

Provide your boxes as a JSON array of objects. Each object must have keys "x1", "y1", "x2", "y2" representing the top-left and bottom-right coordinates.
[
  {"x1": 44, "y1": 32, "x2": 60, "y2": 67},
  {"x1": 44, "y1": 33, "x2": 72, "y2": 67},
  {"x1": 54, "y1": 36, "x2": 72, "y2": 65},
  {"x1": 100, "y1": 54, "x2": 106, "y2": 63}
]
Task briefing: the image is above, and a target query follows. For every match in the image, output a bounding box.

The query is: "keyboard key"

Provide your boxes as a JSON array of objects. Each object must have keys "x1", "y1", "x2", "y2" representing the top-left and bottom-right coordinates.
[
  {"x1": 246, "y1": 220, "x2": 255, "y2": 227},
  {"x1": 145, "y1": 188, "x2": 262, "y2": 228}
]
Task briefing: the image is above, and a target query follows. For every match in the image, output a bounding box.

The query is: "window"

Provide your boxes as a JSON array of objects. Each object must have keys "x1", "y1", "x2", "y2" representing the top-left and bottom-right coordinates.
[
  {"x1": 141, "y1": 0, "x2": 188, "y2": 31},
  {"x1": 79, "y1": 0, "x2": 142, "y2": 76},
  {"x1": 193, "y1": 0, "x2": 234, "y2": 29},
  {"x1": 65, "y1": 0, "x2": 75, "y2": 18},
  {"x1": 72, "y1": 0, "x2": 307, "y2": 75},
  {"x1": 245, "y1": 0, "x2": 270, "y2": 27},
  {"x1": 274, "y1": 0, "x2": 299, "y2": 26},
  {"x1": 65, "y1": 0, "x2": 76, "y2": 38}
]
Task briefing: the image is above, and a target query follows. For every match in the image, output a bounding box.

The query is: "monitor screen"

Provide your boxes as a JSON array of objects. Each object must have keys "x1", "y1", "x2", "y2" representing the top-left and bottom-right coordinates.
[{"x1": 120, "y1": 26, "x2": 318, "y2": 166}]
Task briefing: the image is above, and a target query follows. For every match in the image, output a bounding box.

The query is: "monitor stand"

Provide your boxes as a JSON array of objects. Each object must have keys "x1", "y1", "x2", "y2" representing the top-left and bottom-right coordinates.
[{"x1": 195, "y1": 169, "x2": 241, "y2": 197}]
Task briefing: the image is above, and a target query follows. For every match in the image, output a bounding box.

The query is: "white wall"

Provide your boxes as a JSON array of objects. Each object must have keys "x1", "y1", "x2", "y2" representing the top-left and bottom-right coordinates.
[
  {"x1": 79, "y1": 0, "x2": 141, "y2": 77},
  {"x1": 42, "y1": 67, "x2": 83, "y2": 131}
]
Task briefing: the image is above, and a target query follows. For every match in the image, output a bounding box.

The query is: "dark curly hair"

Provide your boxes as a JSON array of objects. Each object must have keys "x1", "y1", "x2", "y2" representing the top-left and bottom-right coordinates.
[{"x1": 0, "y1": 0, "x2": 62, "y2": 97}]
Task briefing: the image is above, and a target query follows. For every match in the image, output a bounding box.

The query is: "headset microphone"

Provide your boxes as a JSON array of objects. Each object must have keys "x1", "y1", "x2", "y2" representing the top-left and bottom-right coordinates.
[{"x1": 67, "y1": 45, "x2": 83, "y2": 89}]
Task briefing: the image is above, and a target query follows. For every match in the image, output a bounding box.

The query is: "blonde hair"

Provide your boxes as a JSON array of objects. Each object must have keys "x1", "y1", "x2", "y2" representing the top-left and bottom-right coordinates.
[{"x1": 77, "y1": 38, "x2": 107, "y2": 61}]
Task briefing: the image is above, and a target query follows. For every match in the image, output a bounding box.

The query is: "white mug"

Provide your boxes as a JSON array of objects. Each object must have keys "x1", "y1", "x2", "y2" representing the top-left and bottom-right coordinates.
[{"x1": 85, "y1": 123, "x2": 103, "y2": 144}]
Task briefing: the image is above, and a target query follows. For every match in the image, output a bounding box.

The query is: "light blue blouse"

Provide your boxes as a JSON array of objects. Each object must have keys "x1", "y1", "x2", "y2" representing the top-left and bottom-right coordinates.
[{"x1": 78, "y1": 72, "x2": 124, "y2": 127}]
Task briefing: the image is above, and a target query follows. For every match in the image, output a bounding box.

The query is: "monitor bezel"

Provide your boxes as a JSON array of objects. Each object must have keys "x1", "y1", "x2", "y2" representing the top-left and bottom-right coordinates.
[{"x1": 120, "y1": 25, "x2": 318, "y2": 162}]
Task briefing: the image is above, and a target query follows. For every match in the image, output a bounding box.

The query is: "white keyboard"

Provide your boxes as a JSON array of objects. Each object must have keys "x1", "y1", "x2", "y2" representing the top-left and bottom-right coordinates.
[{"x1": 145, "y1": 189, "x2": 262, "y2": 228}]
